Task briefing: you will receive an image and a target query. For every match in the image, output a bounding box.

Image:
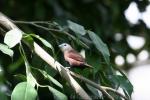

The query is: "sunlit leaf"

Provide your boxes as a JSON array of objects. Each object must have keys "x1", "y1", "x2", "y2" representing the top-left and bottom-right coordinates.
[
  {"x1": 0, "y1": 43, "x2": 14, "y2": 57},
  {"x1": 43, "y1": 71, "x2": 62, "y2": 88},
  {"x1": 24, "y1": 60, "x2": 36, "y2": 87},
  {"x1": 19, "y1": 44, "x2": 36, "y2": 87},
  {"x1": 37, "y1": 36, "x2": 53, "y2": 49},
  {"x1": 48, "y1": 86, "x2": 67, "y2": 100},
  {"x1": 4, "y1": 29, "x2": 22, "y2": 48},
  {"x1": 11, "y1": 82, "x2": 37, "y2": 100},
  {"x1": 67, "y1": 20, "x2": 86, "y2": 35},
  {"x1": 30, "y1": 34, "x2": 54, "y2": 51},
  {"x1": 27, "y1": 73, "x2": 37, "y2": 87},
  {"x1": 88, "y1": 30, "x2": 110, "y2": 64},
  {"x1": 33, "y1": 67, "x2": 62, "y2": 89},
  {"x1": 23, "y1": 34, "x2": 34, "y2": 49}
]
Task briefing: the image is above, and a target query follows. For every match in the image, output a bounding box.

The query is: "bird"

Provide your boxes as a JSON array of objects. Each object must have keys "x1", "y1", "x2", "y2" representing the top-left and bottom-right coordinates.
[{"x1": 59, "y1": 43, "x2": 93, "y2": 68}]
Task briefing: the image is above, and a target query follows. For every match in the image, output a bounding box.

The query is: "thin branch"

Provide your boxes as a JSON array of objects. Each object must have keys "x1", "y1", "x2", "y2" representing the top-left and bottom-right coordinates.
[
  {"x1": 0, "y1": 27, "x2": 6, "y2": 32},
  {"x1": 13, "y1": 20, "x2": 52, "y2": 24},
  {"x1": 70, "y1": 71, "x2": 128, "y2": 100},
  {"x1": 0, "y1": 12, "x2": 91, "y2": 100},
  {"x1": 102, "y1": 86, "x2": 127, "y2": 100},
  {"x1": 71, "y1": 71, "x2": 129, "y2": 100},
  {"x1": 0, "y1": 27, "x2": 6, "y2": 35},
  {"x1": 70, "y1": 71, "x2": 115, "y2": 100},
  {"x1": 13, "y1": 20, "x2": 90, "y2": 49}
]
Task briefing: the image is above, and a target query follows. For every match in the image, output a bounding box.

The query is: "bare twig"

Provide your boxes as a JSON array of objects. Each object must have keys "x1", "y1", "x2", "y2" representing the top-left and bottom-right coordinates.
[
  {"x1": 70, "y1": 71, "x2": 128, "y2": 100},
  {"x1": 13, "y1": 20, "x2": 52, "y2": 24},
  {"x1": 0, "y1": 12, "x2": 91, "y2": 100},
  {"x1": 13, "y1": 20, "x2": 90, "y2": 49},
  {"x1": 70, "y1": 71, "x2": 115, "y2": 100},
  {"x1": 102, "y1": 86, "x2": 127, "y2": 100},
  {"x1": 0, "y1": 27, "x2": 6, "y2": 35},
  {"x1": 0, "y1": 27, "x2": 6, "y2": 32}
]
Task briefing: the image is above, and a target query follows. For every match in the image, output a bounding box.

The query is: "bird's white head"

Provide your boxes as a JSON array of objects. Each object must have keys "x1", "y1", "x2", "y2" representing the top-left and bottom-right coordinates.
[{"x1": 59, "y1": 43, "x2": 73, "y2": 52}]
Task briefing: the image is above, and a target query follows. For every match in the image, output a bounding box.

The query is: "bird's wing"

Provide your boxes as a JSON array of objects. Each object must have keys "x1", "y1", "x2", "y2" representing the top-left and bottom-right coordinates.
[{"x1": 65, "y1": 50, "x2": 85, "y2": 62}]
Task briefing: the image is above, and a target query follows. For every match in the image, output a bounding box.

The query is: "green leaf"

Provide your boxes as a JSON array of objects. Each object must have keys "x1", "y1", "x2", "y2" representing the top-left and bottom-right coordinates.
[
  {"x1": 23, "y1": 34, "x2": 34, "y2": 49},
  {"x1": 4, "y1": 29, "x2": 22, "y2": 48},
  {"x1": 45, "y1": 65, "x2": 57, "y2": 77},
  {"x1": 42, "y1": 70, "x2": 63, "y2": 88},
  {"x1": 0, "y1": 43, "x2": 14, "y2": 57},
  {"x1": 86, "y1": 83, "x2": 103, "y2": 99},
  {"x1": 88, "y1": 30, "x2": 110, "y2": 64},
  {"x1": 19, "y1": 44, "x2": 36, "y2": 87},
  {"x1": 8, "y1": 57, "x2": 23, "y2": 72},
  {"x1": 48, "y1": 86, "x2": 67, "y2": 100},
  {"x1": 30, "y1": 34, "x2": 54, "y2": 51},
  {"x1": 67, "y1": 20, "x2": 86, "y2": 35},
  {"x1": 24, "y1": 59, "x2": 36, "y2": 87},
  {"x1": 117, "y1": 75, "x2": 133, "y2": 98},
  {"x1": 27, "y1": 73, "x2": 37, "y2": 87},
  {"x1": 110, "y1": 75, "x2": 133, "y2": 98},
  {"x1": 11, "y1": 82, "x2": 37, "y2": 100},
  {"x1": 33, "y1": 67, "x2": 62, "y2": 89},
  {"x1": 37, "y1": 36, "x2": 53, "y2": 49},
  {"x1": 14, "y1": 74, "x2": 26, "y2": 81}
]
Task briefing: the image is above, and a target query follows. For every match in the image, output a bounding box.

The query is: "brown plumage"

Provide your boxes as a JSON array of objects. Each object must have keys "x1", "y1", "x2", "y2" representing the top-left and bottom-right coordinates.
[{"x1": 59, "y1": 43, "x2": 93, "y2": 68}]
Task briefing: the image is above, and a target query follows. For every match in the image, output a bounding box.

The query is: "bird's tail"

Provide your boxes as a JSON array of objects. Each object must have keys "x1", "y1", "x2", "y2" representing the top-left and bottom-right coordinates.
[{"x1": 84, "y1": 63, "x2": 93, "y2": 69}]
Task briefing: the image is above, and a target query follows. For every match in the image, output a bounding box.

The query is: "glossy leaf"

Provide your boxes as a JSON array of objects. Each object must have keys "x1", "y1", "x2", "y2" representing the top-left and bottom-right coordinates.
[
  {"x1": 43, "y1": 71, "x2": 62, "y2": 88},
  {"x1": 117, "y1": 75, "x2": 133, "y2": 98},
  {"x1": 30, "y1": 34, "x2": 54, "y2": 51},
  {"x1": 19, "y1": 44, "x2": 36, "y2": 87},
  {"x1": 11, "y1": 82, "x2": 37, "y2": 100},
  {"x1": 0, "y1": 43, "x2": 14, "y2": 57},
  {"x1": 24, "y1": 58, "x2": 36, "y2": 87},
  {"x1": 110, "y1": 75, "x2": 133, "y2": 98},
  {"x1": 88, "y1": 30, "x2": 110, "y2": 65},
  {"x1": 27, "y1": 73, "x2": 37, "y2": 87},
  {"x1": 67, "y1": 20, "x2": 86, "y2": 35},
  {"x1": 4, "y1": 29, "x2": 22, "y2": 48},
  {"x1": 34, "y1": 68, "x2": 63, "y2": 89},
  {"x1": 23, "y1": 34, "x2": 34, "y2": 49},
  {"x1": 48, "y1": 86, "x2": 67, "y2": 100}
]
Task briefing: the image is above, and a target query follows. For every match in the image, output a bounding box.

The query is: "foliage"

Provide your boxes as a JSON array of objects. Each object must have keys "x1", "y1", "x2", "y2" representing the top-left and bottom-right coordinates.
[
  {"x1": 11, "y1": 82, "x2": 37, "y2": 100},
  {"x1": 0, "y1": 19, "x2": 132, "y2": 99}
]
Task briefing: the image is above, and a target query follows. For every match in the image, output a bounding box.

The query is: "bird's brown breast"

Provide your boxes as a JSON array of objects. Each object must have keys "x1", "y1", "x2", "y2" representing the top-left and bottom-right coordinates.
[{"x1": 64, "y1": 50, "x2": 85, "y2": 66}]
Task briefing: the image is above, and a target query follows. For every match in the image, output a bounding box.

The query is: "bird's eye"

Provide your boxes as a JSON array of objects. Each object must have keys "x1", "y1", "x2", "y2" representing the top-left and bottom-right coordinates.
[{"x1": 64, "y1": 44, "x2": 66, "y2": 46}]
